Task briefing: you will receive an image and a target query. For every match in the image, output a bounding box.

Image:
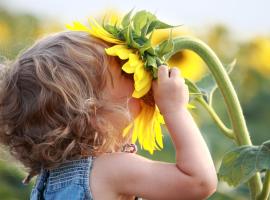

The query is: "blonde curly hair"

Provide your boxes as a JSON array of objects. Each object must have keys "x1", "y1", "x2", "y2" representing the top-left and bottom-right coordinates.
[{"x1": 0, "y1": 31, "x2": 132, "y2": 180}]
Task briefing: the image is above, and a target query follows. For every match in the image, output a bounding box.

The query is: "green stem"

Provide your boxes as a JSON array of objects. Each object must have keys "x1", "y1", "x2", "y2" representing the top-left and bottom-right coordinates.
[
  {"x1": 197, "y1": 98, "x2": 235, "y2": 140},
  {"x1": 171, "y1": 36, "x2": 262, "y2": 199},
  {"x1": 257, "y1": 171, "x2": 270, "y2": 200}
]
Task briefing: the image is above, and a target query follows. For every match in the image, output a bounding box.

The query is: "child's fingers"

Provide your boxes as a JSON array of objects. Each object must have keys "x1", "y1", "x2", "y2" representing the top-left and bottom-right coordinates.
[
  {"x1": 152, "y1": 79, "x2": 157, "y2": 89},
  {"x1": 169, "y1": 67, "x2": 181, "y2": 78},
  {"x1": 158, "y1": 65, "x2": 169, "y2": 82}
]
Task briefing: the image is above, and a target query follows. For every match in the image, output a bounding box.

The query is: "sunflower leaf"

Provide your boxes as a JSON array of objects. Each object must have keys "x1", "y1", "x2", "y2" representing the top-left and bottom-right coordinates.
[
  {"x1": 218, "y1": 140, "x2": 270, "y2": 187},
  {"x1": 196, "y1": 59, "x2": 236, "y2": 105},
  {"x1": 184, "y1": 79, "x2": 205, "y2": 102},
  {"x1": 196, "y1": 74, "x2": 217, "y2": 105}
]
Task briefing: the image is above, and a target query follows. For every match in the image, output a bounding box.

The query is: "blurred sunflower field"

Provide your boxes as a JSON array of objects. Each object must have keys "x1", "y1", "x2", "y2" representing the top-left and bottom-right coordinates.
[{"x1": 0, "y1": 5, "x2": 270, "y2": 200}]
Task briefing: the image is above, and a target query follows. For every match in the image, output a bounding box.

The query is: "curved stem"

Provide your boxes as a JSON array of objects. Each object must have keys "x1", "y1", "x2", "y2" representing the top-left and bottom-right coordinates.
[
  {"x1": 257, "y1": 171, "x2": 270, "y2": 200},
  {"x1": 171, "y1": 36, "x2": 262, "y2": 198},
  {"x1": 197, "y1": 98, "x2": 235, "y2": 140}
]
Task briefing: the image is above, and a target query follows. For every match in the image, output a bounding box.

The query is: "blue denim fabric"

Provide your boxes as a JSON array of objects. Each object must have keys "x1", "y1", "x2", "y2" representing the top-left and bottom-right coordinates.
[{"x1": 30, "y1": 157, "x2": 95, "y2": 200}]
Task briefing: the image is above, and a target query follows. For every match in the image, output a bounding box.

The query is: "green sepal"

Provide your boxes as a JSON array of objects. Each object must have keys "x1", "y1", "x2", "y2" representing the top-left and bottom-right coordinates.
[
  {"x1": 145, "y1": 54, "x2": 158, "y2": 78},
  {"x1": 122, "y1": 9, "x2": 134, "y2": 28},
  {"x1": 104, "y1": 24, "x2": 120, "y2": 37},
  {"x1": 138, "y1": 39, "x2": 152, "y2": 55},
  {"x1": 133, "y1": 10, "x2": 156, "y2": 36},
  {"x1": 155, "y1": 30, "x2": 174, "y2": 60},
  {"x1": 147, "y1": 20, "x2": 177, "y2": 35}
]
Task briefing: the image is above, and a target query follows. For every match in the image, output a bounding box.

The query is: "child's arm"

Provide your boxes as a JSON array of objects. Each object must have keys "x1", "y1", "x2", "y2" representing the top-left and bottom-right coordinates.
[
  {"x1": 154, "y1": 65, "x2": 217, "y2": 189},
  {"x1": 90, "y1": 66, "x2": 217, "y2": 200}
]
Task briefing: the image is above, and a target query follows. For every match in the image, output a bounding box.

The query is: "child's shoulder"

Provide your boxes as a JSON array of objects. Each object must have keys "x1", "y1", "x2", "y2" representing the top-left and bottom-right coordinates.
[
  {"x1": 90, "y1": 152, "x2": 145, "y2": 200},
  {"x1": 90, "y1": 152, "x2": 196, "y2": 200}
]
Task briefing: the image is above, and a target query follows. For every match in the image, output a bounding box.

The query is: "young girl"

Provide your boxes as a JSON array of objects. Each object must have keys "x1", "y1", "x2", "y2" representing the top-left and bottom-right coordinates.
[{"x1": 0, "y1": 31, "x2": 217, "y2": 200}]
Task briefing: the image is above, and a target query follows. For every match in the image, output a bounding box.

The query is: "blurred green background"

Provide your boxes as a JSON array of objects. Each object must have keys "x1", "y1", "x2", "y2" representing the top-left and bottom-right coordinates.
[{"x1": 0, "y1": 1, "x2": 270, "y2": 200}]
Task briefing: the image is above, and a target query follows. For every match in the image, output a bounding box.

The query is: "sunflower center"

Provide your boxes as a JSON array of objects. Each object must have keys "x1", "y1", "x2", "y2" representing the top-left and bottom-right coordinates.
[{"x1": 169, "y1": 51, "x2": 185, "y2": 65}]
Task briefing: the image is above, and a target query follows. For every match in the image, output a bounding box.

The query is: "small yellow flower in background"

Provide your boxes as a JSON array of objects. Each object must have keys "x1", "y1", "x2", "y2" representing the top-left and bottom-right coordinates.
[
  {"x1": 249, "y1": 37, "x2": 270, "y2": 77},
  {"x1": 35, "y1": 21, "x2": 64, "y2": 38},
  {"x1": 152, "y1": 28, "x2": 205, "y2": 82},
  {"x1": 0, "y1": 21, "x2": 11, "y2": 44}
]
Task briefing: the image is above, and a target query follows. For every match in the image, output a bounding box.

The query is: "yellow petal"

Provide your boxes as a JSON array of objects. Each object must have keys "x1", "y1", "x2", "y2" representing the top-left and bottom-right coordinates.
[
  {"x1": 134, "y1": 66, "x2": 152, "y2": 91},
  {"x1": 130, "y1": 101, "x2": 164, "y2": 154},
  {"x1": 154, "y1": 112, "x2": 164, "y2": 148},
  {"x1": 156, "y1": 106, "x2": 165, "y2": 124},
  {"x1": 134, "y1": 63, "x2": 146, "y2": 81},
  {"x1": 105, "y1": 45, "x2": 133, "y2": 60},
  {"x1": 66, "y1": 21, "x2": 92, "y2": 32},
  {"x1": 128, "y1": 53, "x2": 141, "y2": 67},
  {"x1": 122, "y1": 61, "x2": 135, "y2": 74},
  {"x1": 108, "y1": 15, "x2": 120, "y2": 26},
  {"x1": 135, "y1": 102, "x2": 151, "y2": 146},
  {"x1": 88, "y1": 18, "x2": 124, "y2": 44},
  {"x1": 132, "y1": 116, "x2": 141, "y2": 146},
  {"x1": 122, "y1": 122, "x2": 133, "y2": 137},
  {"x1": 88, "y1": 18, "x2": 112, "y2": 36},
  {"x1": 132, "y1": 82, "x2": 151, "y2": 98},
  {"x1": 122, "y1": 53, "x2": 141, "y2": 73},
  {"x1": 66, "y1": 18, "x2": 123, "y2": 44}
]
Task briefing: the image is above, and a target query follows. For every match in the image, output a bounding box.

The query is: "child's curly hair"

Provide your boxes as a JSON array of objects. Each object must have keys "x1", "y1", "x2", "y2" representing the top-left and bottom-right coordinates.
[{"x1": 0, "y1": 31, "x2": 132, "y2": 179}]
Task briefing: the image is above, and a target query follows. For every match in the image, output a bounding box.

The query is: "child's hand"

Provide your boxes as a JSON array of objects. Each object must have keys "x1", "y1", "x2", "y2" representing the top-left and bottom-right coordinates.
[{"x1": 152, "y1": 65, "x2": 189, "y2": 115}]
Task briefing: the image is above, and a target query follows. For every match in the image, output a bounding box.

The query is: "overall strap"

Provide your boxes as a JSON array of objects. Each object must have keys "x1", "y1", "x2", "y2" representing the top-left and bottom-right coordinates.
[
  {"x1": 46, "y1": 157, "x2": 95, "y2": 198},
  {"x1": 31, "y1": 157, "x2": 95, "y2": 200},
  {"x1": 31, "y1": 169, "x2": 50, "y2": 200}
]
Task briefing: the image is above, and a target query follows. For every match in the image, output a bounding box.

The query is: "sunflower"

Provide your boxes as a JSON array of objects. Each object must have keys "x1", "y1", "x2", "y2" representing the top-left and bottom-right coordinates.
[
  {"x1": 66, "y1": 13, "x2": 166, "y2": 154},
  {"x1": 104, "y1": 44, "x2": 164, "y2": 154},
  {"x1": 248, "y1": 37, "x2": 270, "y2": 77},
  {"x1": 0, "y1": 21, "x2": 11, "y2": 45}
]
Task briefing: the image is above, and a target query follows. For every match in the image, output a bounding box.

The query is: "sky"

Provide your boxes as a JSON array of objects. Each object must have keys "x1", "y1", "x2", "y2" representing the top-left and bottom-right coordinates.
[{"x1": 1, "y1": 0, "x2": 270, "y2": 39}]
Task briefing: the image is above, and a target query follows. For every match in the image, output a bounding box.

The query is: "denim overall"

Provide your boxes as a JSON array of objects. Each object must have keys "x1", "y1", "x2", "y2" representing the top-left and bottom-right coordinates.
[
  {"x1": 30, "y1": 156, "x2": 141, "y2": 200},
  {"x1": 30, "y1": 157, "x2": 95, "y2": 200}
]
